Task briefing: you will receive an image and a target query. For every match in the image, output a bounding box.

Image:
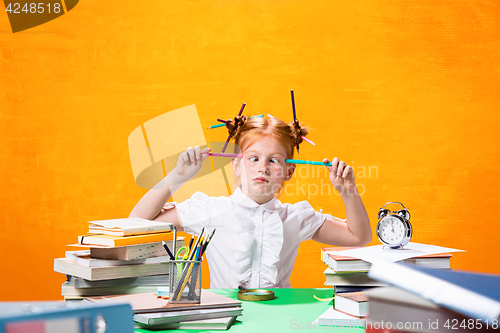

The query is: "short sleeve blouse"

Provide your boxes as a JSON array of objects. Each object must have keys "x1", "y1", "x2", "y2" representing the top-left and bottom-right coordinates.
[{"x1": 174, "y1": 187, "x2": 335, "y2": 289}]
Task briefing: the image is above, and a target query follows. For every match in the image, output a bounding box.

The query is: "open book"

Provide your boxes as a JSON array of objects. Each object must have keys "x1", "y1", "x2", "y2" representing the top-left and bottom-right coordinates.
[{"x1": 88, "y1": 217, "x2": 173, "y2": 237}]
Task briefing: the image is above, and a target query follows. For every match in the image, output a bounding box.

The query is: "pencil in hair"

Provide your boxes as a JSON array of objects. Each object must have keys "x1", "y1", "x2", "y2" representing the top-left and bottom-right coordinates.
[{"x1": 222, "y1": 103, "x2": 246, "y2": 153}]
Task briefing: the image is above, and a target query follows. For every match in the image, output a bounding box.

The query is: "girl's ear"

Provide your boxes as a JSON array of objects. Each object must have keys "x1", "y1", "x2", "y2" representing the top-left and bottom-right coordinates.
[
  {"x1": 231, "y1": 158, "x2": 240, "y2": 177},
  {"x1": 285, "y1": 163, "x2": 296, "y2": 181}
]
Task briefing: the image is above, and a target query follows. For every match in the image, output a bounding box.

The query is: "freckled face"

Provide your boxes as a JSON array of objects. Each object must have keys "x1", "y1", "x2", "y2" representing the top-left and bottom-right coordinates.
[{"x1": 232, "y1": 136, "x2": 295, "y2": 204}]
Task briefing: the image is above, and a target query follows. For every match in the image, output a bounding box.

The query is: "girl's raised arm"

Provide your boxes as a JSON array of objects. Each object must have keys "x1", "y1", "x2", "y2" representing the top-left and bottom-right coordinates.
[
  {"x1": 129, "y1": 146, "x2": 211, "y2": 229},
  {"x1": 312, "y1": 157, "x2": 372, "y2": 246}
]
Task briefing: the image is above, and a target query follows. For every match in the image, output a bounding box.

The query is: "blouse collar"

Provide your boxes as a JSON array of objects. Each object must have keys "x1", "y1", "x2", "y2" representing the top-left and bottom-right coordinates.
[{"x1": 231, "y1": 186, "x2": 278, "y2": 212}]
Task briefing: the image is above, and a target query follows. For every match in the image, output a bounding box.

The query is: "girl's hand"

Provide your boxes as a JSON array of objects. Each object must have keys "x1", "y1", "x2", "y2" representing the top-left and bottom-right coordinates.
[
  {"x1": 172, "y1": 146, "x2": 211, "y2": 181},
  {"x1": 324, "y1": 157, "x2": 357, "y2": 197}
]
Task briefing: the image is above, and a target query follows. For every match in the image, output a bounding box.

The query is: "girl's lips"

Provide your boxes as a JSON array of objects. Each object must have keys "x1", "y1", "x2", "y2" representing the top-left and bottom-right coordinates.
[{"x1": 253, "y1": 178, "x2": 269, "y2": 183}]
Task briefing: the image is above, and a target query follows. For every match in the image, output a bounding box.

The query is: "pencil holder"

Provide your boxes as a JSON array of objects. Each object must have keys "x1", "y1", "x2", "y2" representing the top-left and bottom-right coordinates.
[{"x1": 169, "y1": 259, "x2": 202, "y2": 304}]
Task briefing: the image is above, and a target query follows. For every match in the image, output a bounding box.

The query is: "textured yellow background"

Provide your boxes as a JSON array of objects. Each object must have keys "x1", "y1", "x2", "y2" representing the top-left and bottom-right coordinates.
[{"x1": 1, "y1": 1, "x2": 499, "y2": 300}]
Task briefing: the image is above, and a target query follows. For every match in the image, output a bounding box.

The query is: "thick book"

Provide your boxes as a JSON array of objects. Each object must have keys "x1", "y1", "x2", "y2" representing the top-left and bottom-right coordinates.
[
  {"x1": 324, "y1": 267, "x2": 387, "y2": 287},
  {"x1": 85, "y1": 290, "x2": 242, "y2": 314},
  {"x1": 369, "y1": 260, "x2": 500, "y2": 322},
  {"x1": 90, "y1": 241, "x2": 167, "y2": 260},
  {"x1": 65, "y1": 250, "x2": 171, "y2": 267},
  {"x1": 134, "y1": 306, "x2": 243, "y2": 325},
  {"x1": 134, "y1": 316, "x2": 238, "y2": 330},
  {"x1": 367, "y1": 286, "x2": 492, "y2": 332},
  {"x1": 54, "y1": 258, "x2": 170, "y2": 281},
  {"x1": 88, "y1": 217, "x2": 173, "y2": 236},
  {"x1": 67, "y1": 274, "x2": 169, "y2": 288},
  {"x1": 322, "y1": 247, "x2": 452, "y2": 273},
  {"x1": 77, "y1": 231, "x2": 174, "y2": 247},
  {"x1": 334, "y1": 286, "x2": 379, "y2": 294},
  {"x1": 334, "y1": 291, "x2": 368, "y2": 318}
]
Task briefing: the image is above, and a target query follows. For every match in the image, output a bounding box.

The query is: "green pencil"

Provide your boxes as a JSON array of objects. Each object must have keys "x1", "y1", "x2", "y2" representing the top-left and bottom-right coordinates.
[
  {"x1": 207, "y1": 114, "x2": 264, "y2": 129},
  {"x1": 285, "y1": 159, "x2": 332, "y2": 166}
]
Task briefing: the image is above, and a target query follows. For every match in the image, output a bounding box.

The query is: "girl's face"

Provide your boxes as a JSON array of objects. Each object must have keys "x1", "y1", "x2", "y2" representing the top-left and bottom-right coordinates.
[{"x1": 232, "y1": 136, "x2": 295, "y2": 204}]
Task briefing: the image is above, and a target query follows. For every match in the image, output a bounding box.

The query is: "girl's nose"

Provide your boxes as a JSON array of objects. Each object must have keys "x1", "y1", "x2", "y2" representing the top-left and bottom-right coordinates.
[{"x1": 258, "y1": 161, "x2": 270, "y2": 174}]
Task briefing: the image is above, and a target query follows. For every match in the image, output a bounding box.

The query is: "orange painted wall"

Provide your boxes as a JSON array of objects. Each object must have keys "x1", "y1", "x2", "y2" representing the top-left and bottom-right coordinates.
[{"x1": 1, "y1": 1, "x2": 499, "y2": 300}]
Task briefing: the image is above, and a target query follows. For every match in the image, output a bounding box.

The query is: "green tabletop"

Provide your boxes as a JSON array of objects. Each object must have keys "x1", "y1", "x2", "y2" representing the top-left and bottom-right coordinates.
[{"x1": 135, "y1": 288, "x2": 365, "y2": 333}]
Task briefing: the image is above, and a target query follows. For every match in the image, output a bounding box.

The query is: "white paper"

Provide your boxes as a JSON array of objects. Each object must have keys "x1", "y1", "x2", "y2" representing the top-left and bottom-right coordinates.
[{"x1": 327, "y1": 242, "x2": 464, "y2": 263}]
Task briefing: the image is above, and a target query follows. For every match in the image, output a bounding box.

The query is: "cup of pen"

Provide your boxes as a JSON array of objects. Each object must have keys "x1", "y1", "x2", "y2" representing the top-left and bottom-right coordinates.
[{"x1": 169, "y1": 259, "x2": 202, "y2": 304}]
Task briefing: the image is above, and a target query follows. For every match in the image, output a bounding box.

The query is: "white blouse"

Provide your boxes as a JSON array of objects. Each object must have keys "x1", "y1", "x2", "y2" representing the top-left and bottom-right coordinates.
[{"x1": 173, "y1": 187, "x2": 334, "y2": 289}]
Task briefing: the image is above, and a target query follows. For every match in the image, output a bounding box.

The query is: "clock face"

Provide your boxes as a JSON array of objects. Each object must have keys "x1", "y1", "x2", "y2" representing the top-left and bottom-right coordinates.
[{"x1": 378, "y1": 215, "x2": 406, "y2": 245}]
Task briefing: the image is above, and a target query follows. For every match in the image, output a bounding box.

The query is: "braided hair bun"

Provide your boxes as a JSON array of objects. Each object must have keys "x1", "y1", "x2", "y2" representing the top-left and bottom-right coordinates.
[
  {"x1": 225, "y1": 115, "x2": 248, "y2": 140},
  {"x1": 290, "y1": 119, "x2": 309, "y2": 153}
]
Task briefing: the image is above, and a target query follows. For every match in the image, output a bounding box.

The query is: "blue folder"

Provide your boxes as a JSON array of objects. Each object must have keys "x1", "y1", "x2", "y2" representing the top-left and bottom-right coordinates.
[{"x1": 0, "y1": 301, "x2": 133, "y2": 333}]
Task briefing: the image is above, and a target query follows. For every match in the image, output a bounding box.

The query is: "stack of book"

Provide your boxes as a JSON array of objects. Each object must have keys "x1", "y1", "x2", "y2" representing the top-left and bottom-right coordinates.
[
  {"x1": 314, "y1": 291, "x2": 368, "y2": 328},
  {"x1": 54, "y1": 217, "x2": 184, "y2": 300},
  {"x1": 366, "y1": 261, "x2": 500, "y2": 333},
  {"x1": 320, "y1": 247, "x2": 453, "y2": 294},
  {"x1": 85, "y1": 290, "x2": 243, "y2": 330}
]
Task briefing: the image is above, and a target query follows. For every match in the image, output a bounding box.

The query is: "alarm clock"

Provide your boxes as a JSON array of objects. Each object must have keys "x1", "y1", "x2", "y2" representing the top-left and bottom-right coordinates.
[{"x1": 376, "y1": 202, "x2": 412, "y2": 249}]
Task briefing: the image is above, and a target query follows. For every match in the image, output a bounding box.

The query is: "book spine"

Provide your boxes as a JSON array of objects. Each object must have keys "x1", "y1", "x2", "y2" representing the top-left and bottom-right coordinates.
[{"x1": 112, "y1": 232, "x2": 174, "y2": 247}]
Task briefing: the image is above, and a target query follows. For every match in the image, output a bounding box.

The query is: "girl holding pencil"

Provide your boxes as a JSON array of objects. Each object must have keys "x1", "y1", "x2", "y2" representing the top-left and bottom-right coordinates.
[{"x1": 130, "y1": 115, "x2": 371, "y2": 289}]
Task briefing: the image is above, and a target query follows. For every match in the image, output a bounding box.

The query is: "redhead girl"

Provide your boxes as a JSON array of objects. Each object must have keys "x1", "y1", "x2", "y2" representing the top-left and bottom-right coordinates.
[{"x1": 130, "y1": 115, "x2": 371, "y2": 288}]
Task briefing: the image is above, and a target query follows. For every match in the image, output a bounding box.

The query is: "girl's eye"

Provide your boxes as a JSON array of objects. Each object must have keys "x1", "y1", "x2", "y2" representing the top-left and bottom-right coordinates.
[
  {"x1": 270, "y1": 158, "x2": 279, "y2": 163},
  {"x1": 249, "y1": 157, "x2": 259, "y2": 162}
]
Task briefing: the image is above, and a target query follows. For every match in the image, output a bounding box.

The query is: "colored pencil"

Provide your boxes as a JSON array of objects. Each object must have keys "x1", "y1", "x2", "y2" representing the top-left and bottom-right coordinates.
[
  {"x1": 222, "y1": 103, "x2": 246, "y2": 153},
  {"x1": 202, "y1": 152, "x2": 242, "y2": 158},
  {"x1": 161, "y1": 240, "x2": 175, "y2": 260},
  {"x1": 285, "y1": 159, "x2": 332, "y2": 166},
  {"x1": 291, "y1": 90, "x2": 297, "y2": 122},
  {"x1": 203, "y1": 153, "x2": 332, "y2": 166},
  {"x1": 172, "y1": 226, "x2": 177, "y2": 261},
  {"x1": 207, "y1": 114, "x2": 263, "y2": 129},
  {"x1": 268, "y1": 113, "x2": 314, "y2": 147},
  {"x1": 302, "y1": 136, "x2": 316, "y2": 146}
]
